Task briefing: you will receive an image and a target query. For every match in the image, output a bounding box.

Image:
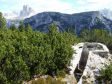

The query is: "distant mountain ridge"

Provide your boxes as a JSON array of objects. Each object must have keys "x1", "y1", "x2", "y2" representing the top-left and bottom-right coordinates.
[
  {"x1": 3, "y1": 8, "x2": 112, "y2": 34},
  {"x1": 24, "y1": 10, "x2": 112, "y2": 34}
]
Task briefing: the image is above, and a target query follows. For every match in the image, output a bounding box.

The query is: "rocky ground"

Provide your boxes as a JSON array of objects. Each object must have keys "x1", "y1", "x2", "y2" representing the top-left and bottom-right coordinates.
[{"x1": 69, "y1": 42, "x2": 112, "y2": 84}]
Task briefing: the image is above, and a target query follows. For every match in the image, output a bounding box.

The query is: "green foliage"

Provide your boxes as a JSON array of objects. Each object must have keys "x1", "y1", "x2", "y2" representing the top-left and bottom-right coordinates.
[
  {"x1": 0, "y1": 71, "x2": 9, "y2": 84},
  {"x1": 46, "y1": 76, "x2": 53, "y2": 84},
  {"x1": 56, "y1": 70, "x2": 66, "y2": 78},
  {"x1": 9, "y1": 24, "x2": 17, "y2": 31},
  {"x1": 25, "y1": 24, "x2": 33, "y2": 32},
  {"x1": 53, "y1": 79, "x2": 66, "y2": 84},
  {"x1": 80, "y1": 28, "x2": 112, "y2": 51},
  {"x1": 31, "y1": 76, "x2": 66, "y2": 84},
  {"x1": 0, "y1": 15, "x2": 76, "y2": 84},
  {"x1": 0, "y1": 12, "x2": 6, "y2": 29},
  {"x1": 31, "y1": 78, "x2": 45, "y2": 84},
  {"x1": 100, "y1": 64, "x2": 112, "y2": 81},
  {"x1": 18, "y1": 21, "x2": 25, "y2": 31},
  {"x1": 63, "y1": 32, "x2": 79, "y2": 45}
]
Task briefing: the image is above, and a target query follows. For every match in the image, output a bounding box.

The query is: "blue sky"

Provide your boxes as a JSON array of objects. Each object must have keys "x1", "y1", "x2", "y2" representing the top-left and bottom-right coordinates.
[{"x1": 0, "y1": 0, "x2": 112, "y2": 14}]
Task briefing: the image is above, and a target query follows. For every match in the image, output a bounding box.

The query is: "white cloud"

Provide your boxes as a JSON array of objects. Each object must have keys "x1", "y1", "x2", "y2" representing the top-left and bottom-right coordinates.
[
  {"x1": 76, "y1": 0, "x2": 112, "y2": 12},
  {"x1": 2, "y1": 0, "x2": 76, "y2": 14},
  {"x1": 1, "y1": 0, "x2": 112, "y2": 14}
]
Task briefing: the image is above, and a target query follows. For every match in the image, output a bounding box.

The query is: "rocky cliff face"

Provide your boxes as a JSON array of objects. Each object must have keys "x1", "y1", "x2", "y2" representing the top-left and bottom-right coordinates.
[
  {"x1": 69, "y1": 42, "x2": 112, "y2": 84},
  {"x1": 4, "y1": 5, "x2": 36, "y2": 27},
  {"x1": 19, "y1": 5, "x2": 36, "y2": 19},
  {"x1": 24, "y1": 11, "x2": 112, "y2": 34},
  {"x1": 4, "y1": 5, "x2": 36, "y2": 20}
]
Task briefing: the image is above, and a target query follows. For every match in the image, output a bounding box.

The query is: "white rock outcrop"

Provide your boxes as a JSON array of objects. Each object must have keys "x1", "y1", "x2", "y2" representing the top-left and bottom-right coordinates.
[
  {"x1": 69, "y1": 42, "x2": 112, "y2": 84},
  {"x1": 69, "y1": 43, "x2": 84, "y2": 75}
]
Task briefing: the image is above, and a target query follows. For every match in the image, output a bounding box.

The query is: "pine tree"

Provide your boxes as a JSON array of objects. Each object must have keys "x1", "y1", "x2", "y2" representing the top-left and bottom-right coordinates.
[
  {"x1": 9, "y1": 24, "x2": 17, "y2": 31},
  {"x1": 26, "y1": 24, "x2": 32, "y2": 32},
  {"x1": 0, "y1": 12, "x2": 6, "y2": 29},
  {"x1": 18, "y1": 21, "x2": 25, "y2": 31}
]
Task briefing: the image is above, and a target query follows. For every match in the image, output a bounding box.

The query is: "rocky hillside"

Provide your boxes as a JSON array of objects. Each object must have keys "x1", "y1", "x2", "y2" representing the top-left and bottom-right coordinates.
[
  {"x1": 69, "y1": 42, "x2": 112, "y2": 84},
  {"x1": 24, "y1": 11, "x2": 112, "y2": 34}
]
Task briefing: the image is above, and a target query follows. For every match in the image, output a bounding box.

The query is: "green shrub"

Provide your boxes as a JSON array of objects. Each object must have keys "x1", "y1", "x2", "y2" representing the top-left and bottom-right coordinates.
[
  {"x1": 46, "y1": 76, "x2": 53, "y2": 84},
  {"x1": 31, "y1": 76, "x2": 66, "y2": 84},
  {"x1": 31, "y1": 78, "x2": 45, "y2": 84},
  {"x1": 80, "y1": 28, "x2": 112, "y2": 51},
  {"x1": 0, "y1": 71, "x2": 9, "y2": 84},
  {"x1": 0, "y1": 13, "x2": 76, "y2": 84},
  {"x1": 100, "y1": 64, "x2": 112, "y2": 81},
  {"x1": 52, "y1": 79, "x2": 66, "y2": 84},
  {"x1": 57, "y1": 70, "x2": 66, "y2": 78}
]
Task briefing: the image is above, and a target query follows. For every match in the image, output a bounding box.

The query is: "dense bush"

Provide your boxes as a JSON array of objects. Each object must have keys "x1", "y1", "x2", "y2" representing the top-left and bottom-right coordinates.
[
  {"x1": 31, "y1": 76, "x2": 66, "y2": 84},
  {"x1": 100, "y1": 64, "x2": 112, "y2": 83},
  {"x1": 80, "y1": 28, "x2": 112, "y2": 51},
  {"x1": 0, "y1": 13, "x2": 77, "y2": 84},
  {"x1": 101, "y1": 64, "x2": 112, "y2": 80}
]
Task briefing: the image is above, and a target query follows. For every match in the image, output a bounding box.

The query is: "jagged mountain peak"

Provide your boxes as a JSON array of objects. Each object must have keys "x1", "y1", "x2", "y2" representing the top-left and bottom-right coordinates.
[
  {"x1": 4, "y1": 5, "x2": 36, "y2": 20},
  {"x1": 19, "y1": 5, "x2": 36, "y2": 19},
  {"x1": 4, "y1": 5, "x2": 36, "y2": 27}
]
